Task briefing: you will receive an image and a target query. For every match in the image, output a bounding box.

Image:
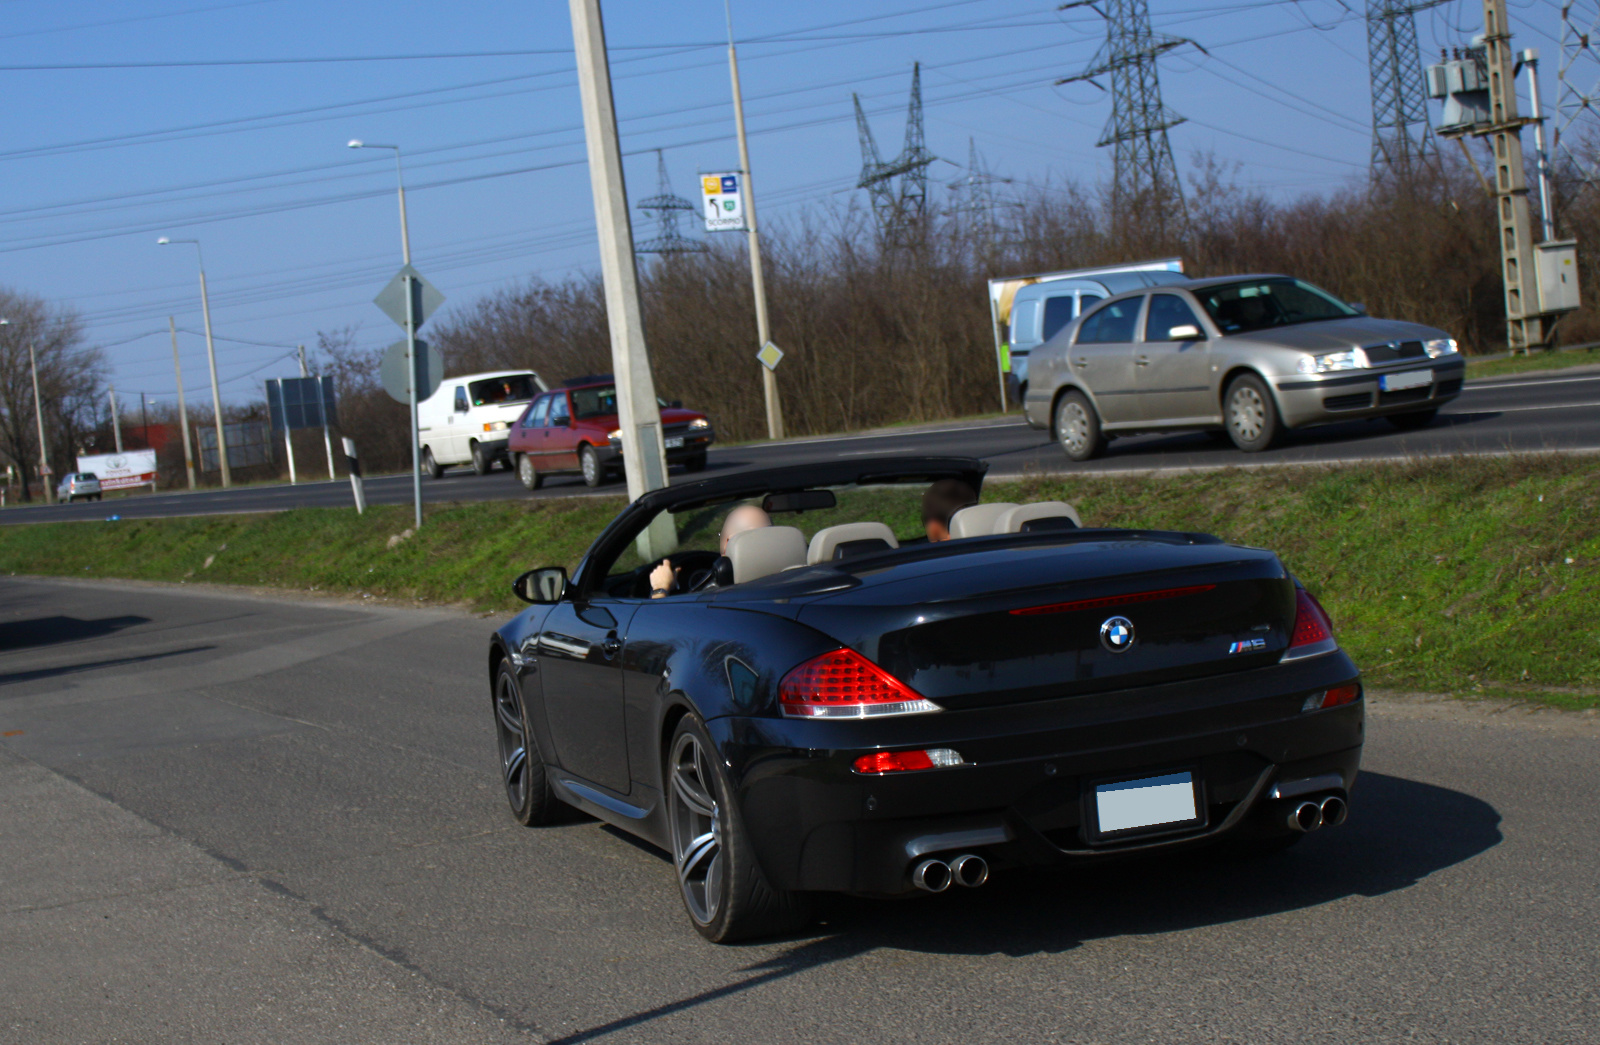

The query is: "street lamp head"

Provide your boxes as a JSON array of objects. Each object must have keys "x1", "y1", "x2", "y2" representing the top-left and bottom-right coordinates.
[
  {"x1": 347, "y1": 139, "x2": 363, "y2": 148},
  {"x1": 157, "y1": 236, "x2": 171, "y2": 244}
]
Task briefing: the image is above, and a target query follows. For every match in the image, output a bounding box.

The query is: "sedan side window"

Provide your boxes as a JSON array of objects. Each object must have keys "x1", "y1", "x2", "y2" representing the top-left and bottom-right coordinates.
[
  {"x1": 1076, "y1": 298, "x2": 1143, "y2": 344},
  {"x1": 1041, "y1": 295, "x2": 1076, "y2": 342},
  {"x1": 549, "y1": 394, "x2": 571, "y2": 426},
  {"x1": 1144, "y1": 294, "x2": 1204, "y2": 341},
  {"x1": 523, "y1": 395, "x2": 550, "y2": 428}
]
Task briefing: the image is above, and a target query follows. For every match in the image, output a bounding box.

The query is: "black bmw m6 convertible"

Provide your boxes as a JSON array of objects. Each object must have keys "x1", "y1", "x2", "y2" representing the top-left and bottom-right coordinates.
[{"x1": 488, "y1": 457, "x2": 1363, "y2": 942}]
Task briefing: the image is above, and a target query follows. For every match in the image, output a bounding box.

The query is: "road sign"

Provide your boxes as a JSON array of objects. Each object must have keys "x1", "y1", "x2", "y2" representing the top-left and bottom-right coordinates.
[
  {"x1": 756, "y1": 340, "x2": 784, "y2": 371},
  {"x1": 701, "y1": 171, "x2": 747, "y2": 232},
  {"x1": 380, "y1": 338, "x2": 443, "y2": 405},
  {"x1": 374, "y1": 265, "x2": 445, "y2": 330}
]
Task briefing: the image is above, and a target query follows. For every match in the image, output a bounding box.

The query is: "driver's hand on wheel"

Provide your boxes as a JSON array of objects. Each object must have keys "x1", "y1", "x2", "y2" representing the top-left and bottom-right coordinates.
[{"x1": 649, "y1": 559, "x2": 675, "y2": 598}]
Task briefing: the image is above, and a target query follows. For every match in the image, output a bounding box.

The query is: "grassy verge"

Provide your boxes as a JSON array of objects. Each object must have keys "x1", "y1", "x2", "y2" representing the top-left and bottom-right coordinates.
[
  {"x1": 3, "y1": 455, "x2": 1596, "y2": 709},
  {"x1": 1466, "y1": 344, "x2": 1600, "y2": 379}
]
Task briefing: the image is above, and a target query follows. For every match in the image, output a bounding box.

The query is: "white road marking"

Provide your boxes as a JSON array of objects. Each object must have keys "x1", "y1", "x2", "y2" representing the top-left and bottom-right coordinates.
[
  {"x1": 1447, "y1": 399, "x2": 1600, "y2": 413},
  {"x1": 1462, "y1": 373, "x2": 1600, "y2": 392}
]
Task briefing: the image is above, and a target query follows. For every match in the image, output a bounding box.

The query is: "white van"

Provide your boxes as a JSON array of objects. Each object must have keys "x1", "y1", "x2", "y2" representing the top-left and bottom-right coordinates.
[{"x1": 417, "y1": 370, "x2": 546, "y2": 477}]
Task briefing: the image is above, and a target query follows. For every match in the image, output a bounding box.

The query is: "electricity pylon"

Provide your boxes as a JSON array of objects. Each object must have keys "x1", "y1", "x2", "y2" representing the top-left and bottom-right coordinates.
[
  {"x1": 1367, "y1": 0, "x2": 1442, "y2": 180},
  {"x1": 1057, "y1": 0, "x2": 1189, "y2": 229},
  {"x1": 853, "y1": 62, "x2": 935, "y2": 247},
  {"x1": 636, "y1": 150, "x2": 706, "y2": 256},
  {"x1": 1557, "y1": 1, "x2": 1600, "y2": 188},
  {"x1": 948, "y1": 137, "x2": 1010, "y2": 244}
]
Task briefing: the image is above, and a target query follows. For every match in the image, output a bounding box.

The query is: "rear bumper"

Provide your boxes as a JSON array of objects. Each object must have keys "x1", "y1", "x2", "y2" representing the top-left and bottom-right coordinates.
[
  {"x1": 1273, "y1": 358, "x2": 1464, "y2": 428},
  {"x1": 709, "y1": 650, "x2": 1364, "y2": 894}
]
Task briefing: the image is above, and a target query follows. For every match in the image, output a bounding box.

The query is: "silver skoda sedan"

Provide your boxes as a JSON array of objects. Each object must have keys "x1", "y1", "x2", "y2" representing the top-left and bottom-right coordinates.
[{"x1": 1022, "y1": 274, "x2": 1465, "y2": 459}]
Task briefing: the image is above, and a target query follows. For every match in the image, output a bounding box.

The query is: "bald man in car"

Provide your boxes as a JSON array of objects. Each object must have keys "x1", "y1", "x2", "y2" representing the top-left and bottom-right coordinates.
[{"x1": 649, "y1": 504, "x2": 770, "y2": 597}]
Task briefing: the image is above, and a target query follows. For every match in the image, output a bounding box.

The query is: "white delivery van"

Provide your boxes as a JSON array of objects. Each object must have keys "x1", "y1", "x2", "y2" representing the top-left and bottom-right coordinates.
[{"x1": 417, "y1": 370, "x2": 546, "y2": 477}]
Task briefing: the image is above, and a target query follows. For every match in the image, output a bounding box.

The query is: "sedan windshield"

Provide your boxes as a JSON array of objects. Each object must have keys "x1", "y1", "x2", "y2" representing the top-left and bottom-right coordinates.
[{"x1": 1195, "y1": 278, "x2": 1358, "y2": 334}]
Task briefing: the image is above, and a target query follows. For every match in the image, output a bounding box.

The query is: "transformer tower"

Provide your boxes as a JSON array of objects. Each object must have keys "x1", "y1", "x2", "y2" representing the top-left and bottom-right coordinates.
[
  {"x1": 852, "y1": 62, "x2": 936, "y2": 247},
  {"x1": 636, "y1": 150, "x2": 706, "y2": 256},
  {"x1": 1057, "y1": 0, "x2": 1188, "y2": 224},
  {"x1": 1367, "y1": 0, "x2": 1442, "y2": 179}
]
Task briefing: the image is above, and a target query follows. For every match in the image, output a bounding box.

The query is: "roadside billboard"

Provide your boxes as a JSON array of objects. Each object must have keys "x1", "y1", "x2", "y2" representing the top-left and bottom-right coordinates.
[{"x1": 76, "y1": 449, "x2": 158, "y2": 491}]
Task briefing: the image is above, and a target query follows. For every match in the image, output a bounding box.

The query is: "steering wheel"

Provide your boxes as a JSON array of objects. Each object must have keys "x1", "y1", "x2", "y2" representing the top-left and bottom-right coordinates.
[{"x1": 637, "y1": 550, "x2": 721, "y2": 597}]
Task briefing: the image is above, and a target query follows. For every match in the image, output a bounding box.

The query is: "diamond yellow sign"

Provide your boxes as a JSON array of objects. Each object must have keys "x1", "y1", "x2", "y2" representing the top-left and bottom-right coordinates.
[{"x1": 756, "y1": 340, "x2": 784, "y2": 371}]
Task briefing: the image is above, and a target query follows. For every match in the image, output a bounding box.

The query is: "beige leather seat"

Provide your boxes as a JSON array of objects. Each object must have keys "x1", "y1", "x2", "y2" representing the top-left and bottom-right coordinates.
[
  {"x1": 993, "y1": 501, "x2": 1082, "y2": 534},
  {"x1": 725, "y1": 525, "x2": 808, "y2": 583},
  {"x1": 806, "y1": 522, "x2": 899, "y2": 565},
  {"x1": 947, "y1": 502, "x2": 1019, "y2": 539}
]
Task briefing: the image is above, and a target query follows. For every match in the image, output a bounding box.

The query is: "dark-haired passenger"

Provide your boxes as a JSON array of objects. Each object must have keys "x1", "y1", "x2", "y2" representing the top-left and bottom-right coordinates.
[{"x1": 921, "y1": 479, "x2": 978, "y2": 543}]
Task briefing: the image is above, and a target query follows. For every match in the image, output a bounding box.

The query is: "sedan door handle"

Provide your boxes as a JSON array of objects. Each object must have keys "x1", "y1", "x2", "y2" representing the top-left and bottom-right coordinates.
[
  {"x1": 600, "y1": 636, "x2": 622, "y2": 659},
  {"x1": 1073, "y1": 358, "x2": 1088, "y2": 367}
]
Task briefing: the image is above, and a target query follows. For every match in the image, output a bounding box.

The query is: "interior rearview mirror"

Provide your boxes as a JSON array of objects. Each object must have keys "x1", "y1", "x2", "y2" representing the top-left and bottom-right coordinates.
[
  {"x1": 513, "y1": 566, "x2": 568, "y2": 604},
  {"x1": 1167, "y1": 324, "x2": 1201, "y2": 341},
  {"x1": 763, "y1": 489, "x2": 838, "y2": 514}
]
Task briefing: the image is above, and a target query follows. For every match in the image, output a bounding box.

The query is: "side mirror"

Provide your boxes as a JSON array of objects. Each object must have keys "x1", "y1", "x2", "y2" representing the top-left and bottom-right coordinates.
[
  {"x1": 513, "y1": 566, "x2": 568, "y2": 604},
  {"x1": 551, "y1": 415, "x2": 570, "y2": 428},
  {"x1": 1349, "y1": 302, "x2": 1368, "y2": 315},
  {"x1": 1167, "y1": 324, "x2": 1202, "y2": 341}
]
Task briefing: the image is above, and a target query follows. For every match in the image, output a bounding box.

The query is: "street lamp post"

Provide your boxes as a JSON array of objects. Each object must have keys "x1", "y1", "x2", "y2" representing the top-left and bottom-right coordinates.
[
  {"x1": 158, "y1": 237, "x2": 230, "y2": 487},
  {"x1": 349, "y1": 139, "x2": 422, "y2": 529}
]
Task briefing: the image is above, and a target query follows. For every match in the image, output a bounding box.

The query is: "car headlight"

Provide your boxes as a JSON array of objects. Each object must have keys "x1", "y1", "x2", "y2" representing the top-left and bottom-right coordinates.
[
  {"x1": 607, "y1": 429, "x2": 621, "y2": 442},
  {"x1": 1296, "y1": 349, "x2": 1365, "y2": 374},
  {"x1": 482, "y1": 421, "x2": 509, "y2": 432},
  {"x1": 689, "y1": 418, "x2": 709, "y2": 429},
  {"x1": 1424, "y1": 337, "x2": 1458, "y2": 358}
]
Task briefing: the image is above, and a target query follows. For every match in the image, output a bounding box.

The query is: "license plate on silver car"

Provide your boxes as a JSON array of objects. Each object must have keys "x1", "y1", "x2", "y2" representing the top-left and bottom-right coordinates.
[
  {"x1": 664, "y1": 436, "x2": 684, "y2": 448},
  {"x1": 1379, "y1": 369, "x2": 1432, "y2": 391},
  {"x1": 1095, "y1": 771, "x2": 1198, "y2": 834}
]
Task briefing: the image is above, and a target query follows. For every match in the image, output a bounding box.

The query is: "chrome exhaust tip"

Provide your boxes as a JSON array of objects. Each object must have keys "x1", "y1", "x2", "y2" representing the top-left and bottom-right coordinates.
[
  {"x1": 1319, "y1": 795, "x2": 1348, "y2": 827},
  {"x1": 911, "y1": 858, "x2": 952, "y2": 893},
  {"x1": 949, "y1": 854, "x2": 989, "y2": 888},
  {"x1": 1288, "y1": 800, "x2": 1324, "y2": 833}
]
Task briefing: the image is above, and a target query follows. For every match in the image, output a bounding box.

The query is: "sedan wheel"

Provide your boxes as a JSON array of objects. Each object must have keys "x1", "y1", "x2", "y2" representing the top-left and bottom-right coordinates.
[
  {"x1": 1054, "y1": 390, "x2": 1104, "y2": 462},
  {"x1": 493, "y1": 664, "x2": 557, "y2": 826},
  {"x1": 517, "y1": 454, "x2": 543, "y2": 490},
  {"x1": 580, "y1": 444, "x2": 603, "y2": 488},
  {"x1": 1224, "y1": 374, "x2": 1281, "y2": 452},
  {"x1": 667, "y1": 715, "x2": 810, "y2": 943}
]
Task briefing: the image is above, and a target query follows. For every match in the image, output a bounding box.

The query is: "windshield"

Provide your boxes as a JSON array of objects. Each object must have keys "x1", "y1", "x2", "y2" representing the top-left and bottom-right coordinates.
[
  {"x1": 1194, "y1": 278, "x2": 1358, "y2": 334},
  {"x1": 469, "y1": 375, "x2": 539, "y2": 406}
]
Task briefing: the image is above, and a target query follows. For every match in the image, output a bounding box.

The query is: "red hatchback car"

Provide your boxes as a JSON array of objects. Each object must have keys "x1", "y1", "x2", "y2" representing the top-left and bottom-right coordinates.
[{"x1": 506, "y1": 379, "x2": 715, "y2": 489}]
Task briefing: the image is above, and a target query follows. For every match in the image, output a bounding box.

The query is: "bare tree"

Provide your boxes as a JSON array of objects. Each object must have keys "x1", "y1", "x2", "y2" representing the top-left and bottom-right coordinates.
[{"x1": 0, "y1": 288, "x2": 103, "y2": 501}]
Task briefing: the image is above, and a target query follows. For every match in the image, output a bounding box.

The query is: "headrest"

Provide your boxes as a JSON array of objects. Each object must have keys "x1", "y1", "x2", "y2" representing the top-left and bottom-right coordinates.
[
  {"x1": 948, "y1": 503, "x2": 1018, "y2": 539},
  {"x1": 993, "y1": 501, "x2": 1082, "y2": 534},
  {"x1": 725, "y1": 525, "x2": 808, "y2": 583},
  {"x1": 807, "y1": 522, "x2": 899, "y2": 565}
]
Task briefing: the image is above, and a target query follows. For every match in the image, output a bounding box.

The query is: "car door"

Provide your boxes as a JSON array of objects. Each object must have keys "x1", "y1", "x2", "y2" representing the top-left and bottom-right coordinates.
[
  {"x1": 545, "y1": 392, "x2": 578, "y2": 470},
  {"x1": 515, "y1": 394, "x2": 551, "y2": 464},
  {"x1": 1137, "y1": 293, "x2": 1215, "y2": 424},
  {"x1": 535, "y1": 597, "x2": 639, "y2": 794},
  {"x1": 1069, "y1": 296, "x2": 1146, "y2": 425},
  {"x1": 444, "y1": 384, "x2": 471, "y2": 462}
]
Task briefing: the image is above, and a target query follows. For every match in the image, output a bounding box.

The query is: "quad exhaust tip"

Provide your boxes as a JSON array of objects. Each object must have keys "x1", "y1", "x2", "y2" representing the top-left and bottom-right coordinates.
[
  {"x1": 1288, "y1": 800, "x2": 1324, "y2": 833},
  {"x1": 1319, "y1": 795, "x2": 1347, "y2": 827},
  {"x1": 911, "y1": 854, "x2": 990, "y2": 892}
]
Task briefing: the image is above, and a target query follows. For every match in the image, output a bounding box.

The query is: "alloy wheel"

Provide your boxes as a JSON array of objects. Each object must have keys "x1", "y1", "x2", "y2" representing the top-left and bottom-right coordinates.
[
  {"x1": 668, "y1": 730, "x2": 724, "y2": 926},
  {"x1": 1229, "y1": 386, "x2": 1266, "y2": 442},
  {"x1": 493, "y1": 672, "x2": 530, "y2": 813}
]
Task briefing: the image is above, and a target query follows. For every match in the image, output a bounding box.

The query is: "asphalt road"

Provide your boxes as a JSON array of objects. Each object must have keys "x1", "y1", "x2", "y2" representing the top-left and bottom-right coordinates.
[
  {"x1": 6, "y1": 367, "x2": 1600, "y2": 525},
  {"x1": 3, "y1": 576, "x2": 1597, "y2": 1043}
]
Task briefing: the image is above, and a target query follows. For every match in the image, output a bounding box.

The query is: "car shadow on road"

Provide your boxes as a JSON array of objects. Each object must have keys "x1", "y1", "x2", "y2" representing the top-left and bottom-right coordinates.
[
  {"x1": 1098, "y1": 411, "x2": 1502, "y2": 464},
  {"x1": 0, "y1": 614, "x2": 150, "y2": 652}
]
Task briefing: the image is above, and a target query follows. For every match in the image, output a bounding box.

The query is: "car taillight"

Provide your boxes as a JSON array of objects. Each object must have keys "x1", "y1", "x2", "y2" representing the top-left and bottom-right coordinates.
[
  {"x1": 1281, "y1": 587, "x2": 1340, "y2": 662},
  {"x1": 778, "y1": 648, "x2": 940, "y2": 719},
  {"x1": 1301, "y1": 683, "x2": 1362, "y2": 712},
  {"x1": 852, "y1": 748, "x2": 965, "y2": 774}
]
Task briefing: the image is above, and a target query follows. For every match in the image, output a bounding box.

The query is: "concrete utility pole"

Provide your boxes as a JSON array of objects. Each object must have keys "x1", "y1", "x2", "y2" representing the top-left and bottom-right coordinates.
[
  {"x1": 29, "y1": 338, "x2": 51, "y2": 504},
  {"x1": 726, "y1": 2, "x2": 784, "y2": 440},
  {"x1": 569, "y1": 0, "x2": 674, "y2": 556},
  {"x1": 109, "y1": 388, "x2": 123, "y2": 452},
  {"x1": 160, "y1": 237, "x2": 231, "y2": 484},
  {"x1": 170, "y1": 316, "x2": 196, "y2": 489},
  {"x1": 1480, "y1": 0, "x2": 1548, "y2": 352}
]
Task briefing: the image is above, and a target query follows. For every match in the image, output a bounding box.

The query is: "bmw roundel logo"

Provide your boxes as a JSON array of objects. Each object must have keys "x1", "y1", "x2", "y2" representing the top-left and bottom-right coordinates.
[{"x1": 1100, "y1": 616, "x2": 1136, "y2": 653}]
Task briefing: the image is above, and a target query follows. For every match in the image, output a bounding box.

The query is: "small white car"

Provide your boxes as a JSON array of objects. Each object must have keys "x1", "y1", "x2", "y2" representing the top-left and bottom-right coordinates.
[
  {"x1": 57, "y1": 472, "x2": 102, "y2": 502},
  {"x1": 416, "y1": 370, "x2": 546, "y2": 477}
]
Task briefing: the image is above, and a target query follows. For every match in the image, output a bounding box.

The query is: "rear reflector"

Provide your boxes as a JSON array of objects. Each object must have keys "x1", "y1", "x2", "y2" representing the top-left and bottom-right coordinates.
[
  {"x1": 779, "y1": 648, "x2": 940, "y2": 719},
  {"x1": 1009, "y1": 583, "x2": 1216, "y2": 617},
  {"x1": 1301, "y1": 683, "x2": 1362, "y2": 712},
  {"x1": 852, "y1": 748, "x2": 965, "y2": 774}
]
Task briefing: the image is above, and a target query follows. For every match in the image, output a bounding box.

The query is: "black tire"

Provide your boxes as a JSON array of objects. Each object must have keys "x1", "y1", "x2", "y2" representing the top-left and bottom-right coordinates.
[
  {"x1": 1053, "y1": 390, "x2": 1105, "y2": 462},
  {"x1": 667, "y1": 714, "x2": 811, "y2": 943},
  {"x1": 579, "y1": 444, "x2": 604, "y2": 488},
  {"x1": 1387, "y1": 407, "x2": 1438, "y2": 431},
  {"x1": 683, "y1": 453, "x2": 708, "y2": 473},
  {"x1": 517, "y1": 453, "x2": 543, "y2": 490},
  {"x1": 94, "y1": 493, "x2": 103, "y2": 501},
  {"x1": 471, "y1": 442, "x2": 491, "y2": 476},
  {"x1": 1224, "y1": 373, "x2": 1282, "y2": 452},
  {"x1": 62, "y1": 495, "x2": 72, "y2": 504},
  {"x1": 423, "y1": 447, "x2": 444, "y2": 479},
  {"x1": 492, "y1": 661, "x2": 560, "y2": 827}
]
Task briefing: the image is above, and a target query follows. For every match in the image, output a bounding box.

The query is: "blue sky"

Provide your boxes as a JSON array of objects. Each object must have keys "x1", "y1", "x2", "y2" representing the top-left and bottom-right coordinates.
[{"x1": 0, "y1": 0, "x2": 1586, "y2": 406}]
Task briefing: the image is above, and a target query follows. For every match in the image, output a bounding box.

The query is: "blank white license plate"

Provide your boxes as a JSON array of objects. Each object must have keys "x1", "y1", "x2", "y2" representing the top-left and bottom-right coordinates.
[
  {"x1": 664, "y1": 436, "x2": 684, "y2": 448},
  {"x1": 1379, "y1": 369, "x2": 1432, "y2": 391},
  {"x1": 1095, "y1": 771, "x2": 1198, "y2": 834}
]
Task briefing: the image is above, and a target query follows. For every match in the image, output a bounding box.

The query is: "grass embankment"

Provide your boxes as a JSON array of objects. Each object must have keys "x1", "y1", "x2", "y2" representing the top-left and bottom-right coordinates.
[
  {"x1": 1465, "y1": 344, "x2": 1600, "y2": 379},
  {"x1": 2, "y1": 455, "x2": 1596, "y2": 709}
]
